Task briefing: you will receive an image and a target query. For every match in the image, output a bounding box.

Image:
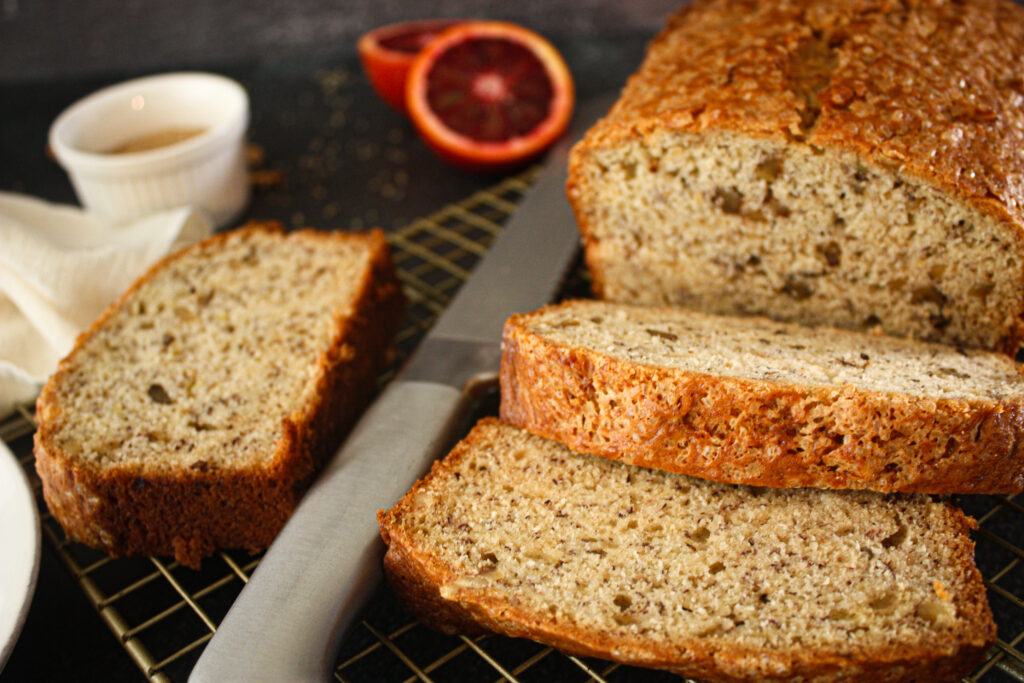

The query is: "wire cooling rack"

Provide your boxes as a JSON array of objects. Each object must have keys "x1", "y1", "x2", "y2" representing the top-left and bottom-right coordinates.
[{"x1": 3, "y1": 168, "x2": 1024, "y2": 682}]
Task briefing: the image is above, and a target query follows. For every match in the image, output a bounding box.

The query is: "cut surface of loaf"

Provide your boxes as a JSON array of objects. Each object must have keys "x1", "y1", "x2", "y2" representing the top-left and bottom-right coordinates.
[
  {"x1": 501, "y1": 300, "x2": 1024, "y2": 493},
  {"x1": 379, "y1": 419, "x2": 994, "y2": 682},
  {"x1": 35, "y1": 223, "x2": 404, "y2": 567},
  {"x1": 568, "y1": 0, "x2": 1024, "y2": 353}
]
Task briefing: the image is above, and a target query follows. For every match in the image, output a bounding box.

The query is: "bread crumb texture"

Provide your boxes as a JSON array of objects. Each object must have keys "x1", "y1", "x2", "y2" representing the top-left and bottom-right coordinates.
[
  {"x1": 500, "y1": 301, "x2": 1024, "y2": 493},
  {"x1": 380, "y1": 419, "x2": 994, "y2": 682},
  {"x1": 517, "y1": 301, "x2": 1024, "y2": 400},
  {"x1": 50, "y1": 230, "x2": 363, "y2": 468},
  {"x1": 35, "y1": 224, "x2": 404, "y2": 566},
  {"x1": 568, "y1": 0, "x2": 1024, "y2": 353}
]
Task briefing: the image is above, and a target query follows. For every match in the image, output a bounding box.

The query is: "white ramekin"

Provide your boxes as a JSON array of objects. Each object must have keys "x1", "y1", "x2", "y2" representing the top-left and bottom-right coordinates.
[{"x1": 49, "y1": 72, "x2": 251, "y2": 227}]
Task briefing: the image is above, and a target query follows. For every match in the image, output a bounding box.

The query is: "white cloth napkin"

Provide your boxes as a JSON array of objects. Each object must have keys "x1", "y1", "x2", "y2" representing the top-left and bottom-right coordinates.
[{"x1": 0, "y1": 192, "x2": 213, "y2": 417}]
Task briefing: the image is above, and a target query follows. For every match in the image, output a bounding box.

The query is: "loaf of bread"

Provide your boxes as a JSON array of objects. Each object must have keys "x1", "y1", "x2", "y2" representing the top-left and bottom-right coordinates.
[
  {"x1": 567, "y1": 0, "x2": 1024, "y2": 353},
  {"x1": 379, "y1": 418, "x2": 994, "y2": 681},
  {"x1": 35, "y1": 223, "x2": 404, "y2": 567},
  {"x1": 501, "y1": 300, "x2": 1024, "y2": 494}
]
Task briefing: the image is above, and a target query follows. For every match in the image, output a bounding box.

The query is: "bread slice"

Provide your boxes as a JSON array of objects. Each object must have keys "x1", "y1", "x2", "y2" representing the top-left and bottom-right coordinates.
[
  {"x1": 379, "y1": 418, "x2": 994, "y2": 682},
  {"x1": 501, "y1": 300, "x2": 1024, "y2": 494},
  {"x1": 567, "y1": 0, "x2": 1024, "y2": 353},
  {"x1": 35, "y1": 223, "x2": 404, "y2": 567}
]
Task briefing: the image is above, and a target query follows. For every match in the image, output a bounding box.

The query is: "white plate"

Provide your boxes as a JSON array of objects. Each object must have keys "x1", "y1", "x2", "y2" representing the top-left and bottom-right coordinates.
[{"x1": 0, "y1": 438, "x2": 40, "y2": 673}]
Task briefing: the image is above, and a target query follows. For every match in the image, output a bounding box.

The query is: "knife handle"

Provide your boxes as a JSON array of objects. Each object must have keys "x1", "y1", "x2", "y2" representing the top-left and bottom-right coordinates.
[{"x1": 190, "y1": 380, "x2": 471, "y2": 683}]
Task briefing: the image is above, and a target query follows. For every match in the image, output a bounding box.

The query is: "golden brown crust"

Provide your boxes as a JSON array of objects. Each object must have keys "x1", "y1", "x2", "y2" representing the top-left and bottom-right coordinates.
[
  {"x1": 573, "y1": 0, "x2": 1024, "y2": 227},
  {"x1": 379, "y1": 418, "x2": 994, "y2": 682},
  {"x1": 499, "y1": 303, "x2": 1024, "y2": 494},
  {"x1": 34, "y1": 222, "x2": 404, "y2": 568},
  {"x1": 567, "y1": 0, "x2": 1024, "y2": 354}
]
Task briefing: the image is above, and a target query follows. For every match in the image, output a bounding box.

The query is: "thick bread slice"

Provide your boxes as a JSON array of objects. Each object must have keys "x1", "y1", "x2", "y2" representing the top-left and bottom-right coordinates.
[
  {"x1": 35, "y1": 223, "x2": 404, "y2": 567},
  {"x1": 379, "y1": 419, "x2": 994, "y2": 682},
  {"x1": 501, "y1": 300, "x2": 1024, "y2": 494},
  {"x1": 568, "y1": 0, "x2": 1024, "y2": 353}
]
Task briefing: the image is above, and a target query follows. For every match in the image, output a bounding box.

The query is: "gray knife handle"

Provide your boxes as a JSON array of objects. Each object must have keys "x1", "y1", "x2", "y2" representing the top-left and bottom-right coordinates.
[{"x1": 190, "y1": 380, "x2": 470, "y2": 683}]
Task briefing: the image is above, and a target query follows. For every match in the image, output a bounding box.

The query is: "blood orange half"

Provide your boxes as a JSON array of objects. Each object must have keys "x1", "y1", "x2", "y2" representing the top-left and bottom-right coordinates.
[
  {"x1": 358, "y1": 19, "x2": 462, "y2": 112},
  {"x1": 405, "y1": 21, "x2": 575, "y2": 172}
]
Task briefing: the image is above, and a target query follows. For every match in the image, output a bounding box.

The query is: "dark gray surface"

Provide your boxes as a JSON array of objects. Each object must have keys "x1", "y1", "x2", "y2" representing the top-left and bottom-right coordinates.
[
  {"x1": 0, "y1": 0, "x2": 676, "y2": 83},
  {"x1": 0, "y1": 38, "x2": 651, "y2": 224}
]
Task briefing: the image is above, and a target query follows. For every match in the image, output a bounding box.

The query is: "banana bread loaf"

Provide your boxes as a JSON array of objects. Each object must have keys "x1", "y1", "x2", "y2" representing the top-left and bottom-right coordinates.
[
  {"x1": 501, "y1": 300, "x2": 1024, "y2": 494},
  {"x1": 35, "y1": 223, "x2": 404, "y2": 567},
  {"x1": 379, "y1": 418, "x2": 995, "y2": 682},
  {"x1": 567, "y1": 0, "x2": 1024, "y2": 353}
]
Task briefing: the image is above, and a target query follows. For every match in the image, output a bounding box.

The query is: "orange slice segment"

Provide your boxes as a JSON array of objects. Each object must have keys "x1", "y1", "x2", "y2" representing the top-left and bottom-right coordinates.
[
  {"x1": 405, "y1": 21, "x2": 575, "y2": 172},
  {"x1": 358, "y1": 19, "x2": 462, "y2": 112}
]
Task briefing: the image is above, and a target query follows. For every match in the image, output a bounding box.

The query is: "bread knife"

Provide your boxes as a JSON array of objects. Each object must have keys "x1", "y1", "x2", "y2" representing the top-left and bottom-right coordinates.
[{"x1": 190, "y1": 93, "x2": 614, "y2": 683}]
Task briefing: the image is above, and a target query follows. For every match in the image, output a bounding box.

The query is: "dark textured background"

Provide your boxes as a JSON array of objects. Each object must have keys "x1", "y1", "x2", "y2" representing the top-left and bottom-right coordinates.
[{"x1": 0, "y1": 0, "x2": 677, "y2": 83}]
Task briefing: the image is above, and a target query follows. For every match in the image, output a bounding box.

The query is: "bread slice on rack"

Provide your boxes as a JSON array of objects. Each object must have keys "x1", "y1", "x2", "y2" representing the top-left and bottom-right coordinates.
[
  {"x1": 379, "y1": 418, "x2": 995, "y2": 682},
  {"x1": 35, "y1": 223, "x2": 404, "y2": 567},
  {"x1": 567, "y1": 0, "x2": 1024, "y2": 353},
  {"x1": 500, "y1": 300, "x2": 1024, "y2": 494}
]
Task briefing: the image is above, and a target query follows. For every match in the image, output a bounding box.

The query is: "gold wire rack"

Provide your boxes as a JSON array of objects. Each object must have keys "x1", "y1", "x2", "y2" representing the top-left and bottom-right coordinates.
[{"x1": 2, "y1": 168, "x2": 1024, "y2": 682}]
